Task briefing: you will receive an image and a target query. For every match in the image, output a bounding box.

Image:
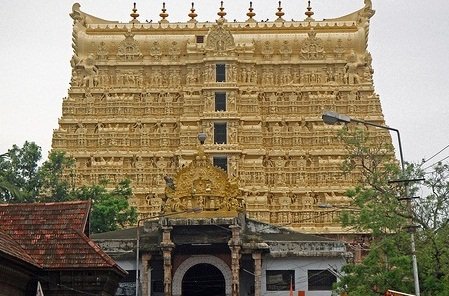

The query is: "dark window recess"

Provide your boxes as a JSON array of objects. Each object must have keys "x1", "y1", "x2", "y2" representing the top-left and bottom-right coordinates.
[
  {"x1": 216, "y1": 64, "x2": 226, "y2": 82},
  {"x1": 214, "y1": 123, "x2": 227, "y2": 144},
  {"x1": 121, "y1": 270, "x2": 137, "y2": 282},
  {"x1": 196, "y1": 35, "x2": 204, "y2": 43},
  {"x1": 213, "y1": 156, "x2": 228, "y2": 172},
  {"x1": 152, "y1": 280, "x2": 164, "y2": 293},
  {"x1": 307, "y1": 270, "x2": 337, "y2": 291},
  {"x1": 215, "y1": 92, "x2": 227, "y2": 111},
  {"x1": 266, "y1": 270, "x2": 295, "y2": 291}
]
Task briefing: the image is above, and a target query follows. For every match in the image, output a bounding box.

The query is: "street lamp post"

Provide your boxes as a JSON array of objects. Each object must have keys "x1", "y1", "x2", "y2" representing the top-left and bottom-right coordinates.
[
  {"x1": 135, "y1": 208, "x2": 201, "y2": 296},
  {"x1": 322, "y1": 111, "x2": 420, "y2": 296}
]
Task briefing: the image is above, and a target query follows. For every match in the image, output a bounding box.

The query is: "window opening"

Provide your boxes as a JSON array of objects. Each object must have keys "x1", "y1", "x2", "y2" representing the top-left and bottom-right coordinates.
[
  {"x1": 216, "y1": 64, "x2": 226, "y2": 82},
  {"x1": 214, "y1": 123, "x2": 227, "y2": 144},
  {"x1": 215, "y1": 92, "x2": 227, "y2": 111}
]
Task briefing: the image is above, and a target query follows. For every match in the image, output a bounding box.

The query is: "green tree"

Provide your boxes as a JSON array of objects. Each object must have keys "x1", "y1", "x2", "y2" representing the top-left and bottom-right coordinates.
[
  {"x1": 412, "y1": 162, "x2": 449, "y2": 294},
  {"x1": 73, "y1": 179, "x2": 137, "y2": 233},
  {"x1": 334, "y1": 128, "x2": 449, "y2": 296},
  {"x1": 38, "y1": 150, "x2": 75, "y2": 202},
  {"x1": 0, "y1": 142, "x2": 42, "y2": 202},
  {"x1": 0, "y1": 142, "x2": 137, "y2": 233}
]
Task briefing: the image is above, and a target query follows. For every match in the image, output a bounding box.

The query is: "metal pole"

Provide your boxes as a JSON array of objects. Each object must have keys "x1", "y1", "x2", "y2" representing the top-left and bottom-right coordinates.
[
  {"x1": 352, "y1": 119, "x2": 420, "y2": 296},
  {"x1": 135, "y1": 220, "x2": 141, "y2": 296},
  {"x1": 134, "y1": 208, "x2": 201, "y2": 296}
]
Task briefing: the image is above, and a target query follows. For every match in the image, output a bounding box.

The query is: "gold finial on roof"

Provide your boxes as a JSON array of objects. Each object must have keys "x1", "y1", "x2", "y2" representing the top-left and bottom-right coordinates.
[
  {"x1": 275, "y1": 1, "x2": 285, "y2": 22},
  {"x1": 159, "y1": 2, "x2": 169, "y2": 23},
  {"x1": 217, "y1": 1, "x2": 227, "y2": 19},
  {"x1": 188, "y1": 2, "x2": 198, "y2": 23},
  {"x1": 305, "y1": 0, "x2": 315, "y2": 21},
  {"x1": 130, "y1": 2, "x2": 140, "y2": 23},
  {"x1": 246, "y1": 2, "x2": 256, "y2": 22}
]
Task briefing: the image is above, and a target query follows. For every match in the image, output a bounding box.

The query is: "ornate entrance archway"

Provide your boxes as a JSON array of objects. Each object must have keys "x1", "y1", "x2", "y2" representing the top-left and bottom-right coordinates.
[
  {"x1": 172, "y1": 255, "x2": 232, "y2": 296},
  {"x1": 182, "y1": 263, "x2": 225, "y2": 296}
]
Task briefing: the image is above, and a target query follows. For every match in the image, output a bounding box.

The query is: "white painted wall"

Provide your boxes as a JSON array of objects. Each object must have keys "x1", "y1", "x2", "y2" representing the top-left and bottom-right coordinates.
[
  {"x1": 261, "y1": 256, "x2": 345, "y2": 296},
  {"x1": 116, "y1": 258, "x2": 136, "y2": 271}
]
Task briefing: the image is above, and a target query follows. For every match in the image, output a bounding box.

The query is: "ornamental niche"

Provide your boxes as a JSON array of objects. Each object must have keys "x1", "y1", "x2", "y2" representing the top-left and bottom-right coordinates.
[
  {"x1": 162, "y1": 147, "x2": 243, "y2": 216},
  {"x1": 117, "y1": 31, "x2": 143, "y2": 61},
  {"x1": 300, "y1": 29, "x2": 325, "y2": 60},
  {"x1": 205, "y1": 19, "x2": 235, "y2": 55}
]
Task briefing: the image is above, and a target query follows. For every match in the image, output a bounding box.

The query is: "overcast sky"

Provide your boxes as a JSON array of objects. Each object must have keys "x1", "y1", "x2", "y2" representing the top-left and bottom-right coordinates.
[{"x1": 1, "y1": 0, "x2": 448, "y2": 171}]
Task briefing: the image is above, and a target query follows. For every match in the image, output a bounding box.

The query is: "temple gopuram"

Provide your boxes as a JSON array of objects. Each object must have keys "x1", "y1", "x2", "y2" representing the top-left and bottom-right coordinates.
[{"x1": 52, "y1": 0, "x2": 392, "y2": 234}]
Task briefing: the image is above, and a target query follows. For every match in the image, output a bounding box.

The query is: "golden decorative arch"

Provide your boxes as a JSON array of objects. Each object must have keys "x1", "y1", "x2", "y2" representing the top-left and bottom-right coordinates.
[{"x1": 163, "y1": 148, "x2": 243, "y2": 217}]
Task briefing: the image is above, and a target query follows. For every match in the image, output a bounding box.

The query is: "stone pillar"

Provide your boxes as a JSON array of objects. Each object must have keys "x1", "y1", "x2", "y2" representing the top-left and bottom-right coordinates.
[
  {"x1": 161, "y1": 226, "x2": 174, "y2": 296},
  {"x1": 141, "y1": 253, "x2": 152, "y2": 296},
  {"x1": 252, "y1": 252, "x2": 262, "y2": 296},
  {"x1": 228, "y1": 224, "x2": 242, "y2": 296},
  {"x1": 354, "y1": 244, "x2": 362, "y2": 263}
]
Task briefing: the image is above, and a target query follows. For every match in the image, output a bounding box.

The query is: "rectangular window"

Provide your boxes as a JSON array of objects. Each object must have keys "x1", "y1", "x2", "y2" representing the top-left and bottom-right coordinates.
[
  {"x1": 307, "y1": 270, "x2": 337, "y2": 291},
  {"x1": 213, "y1": 156, "x2": 228, "y2": 172},
  {"x1": 196, "y1": 35, "x2": 204, "y2": 43},
  {"x1": 214, "y1": 122, "x2": 227, "y2": 144},
  {"x1": 215, "y1": 92, "x2": 227, "y2": 111},
  {"x1": 266, "y1": 270, "x2": 295, "y2": 291},
  {"x1": 216, "y1": 64, "x2": 226, "y2": 82}
]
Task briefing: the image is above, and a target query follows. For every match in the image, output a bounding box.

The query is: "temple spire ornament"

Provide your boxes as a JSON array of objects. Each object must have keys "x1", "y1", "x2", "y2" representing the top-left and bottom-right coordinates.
[
  {"x1": 188, "y1": 2, "x2": 198, "y2": 23},
  {"x1": 130, "y1": 3, "x2": 140, "y2": 23},
  {"x1": 217, "y1": 1, "x2": 227, "y2": 20},
  {"x1": 275, "y1": 1, "x2": 285, "y2": 22},
  {"x1": 246, "y1": 2, "x2": 256, "y2": 23},
  {"x1": 159, "y1": 2, "x2": 169, "y2": 23},
  {"x1": 305, "y1": 0, "x2": 315, "y2": 21}
]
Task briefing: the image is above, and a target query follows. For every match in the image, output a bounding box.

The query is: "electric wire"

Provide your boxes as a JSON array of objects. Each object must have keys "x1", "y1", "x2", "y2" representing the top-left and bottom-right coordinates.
[
  {"x1": 421, "y1": 154, "x2": 449, "y2": 171},
  {"x1": 419, "y1": 143, "x2": 449, "y2": 167}
]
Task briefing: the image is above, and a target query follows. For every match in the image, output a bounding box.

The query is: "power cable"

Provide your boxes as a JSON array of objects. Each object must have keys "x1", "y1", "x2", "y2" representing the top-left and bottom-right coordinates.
[
  {"x1": 419, "y1": 143, "x2": 449, "y2": 167},
  {"x1": 421, "y1": 154, "x2": 449, "y2": 171}
]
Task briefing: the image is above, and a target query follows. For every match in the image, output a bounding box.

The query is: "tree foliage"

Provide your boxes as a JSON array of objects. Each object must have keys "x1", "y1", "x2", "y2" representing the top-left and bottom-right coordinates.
[
  {"x1": 334, "y1": 128, "x2": 449, "y2": 296},
  {"x1": 0, "y1": 141, "x2": 41, "y2": 202},
  {"x1": 0, "y1": 142, "x2": 137, "y2": 233},
  {"x1": 72, "y1": 179, "x2": 137, "y2": 233}
]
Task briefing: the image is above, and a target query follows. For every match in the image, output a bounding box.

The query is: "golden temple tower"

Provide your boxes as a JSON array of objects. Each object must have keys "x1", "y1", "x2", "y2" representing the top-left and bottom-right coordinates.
[{"x1": 52, "y1": 1, "x2": 390, "y2": 233}]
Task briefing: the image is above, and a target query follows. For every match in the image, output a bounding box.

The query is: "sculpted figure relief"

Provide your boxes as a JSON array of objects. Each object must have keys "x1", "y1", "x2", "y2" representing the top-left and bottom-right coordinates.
[
  {"x1": 262, "y1": 41, "x2": 274, "y2": 60},
  {"x1": 344, "y1": 51, "x2": 364, "y2": 84},
  {"x1": 301, "y1": 30, "x2": 324, "y2": 60},
  {"x1": 117, "y1": 31, "x2": 142, "y2": 61},
  {"x1": 150, "y1": 41, "x2": 162, "y2": 61},
  {"x1": 279, "y1": 40, "x2": 292, "y2": 60},
  {"x1": 96, "y1": 41, "x2": 108, "y2": 61},
  {"x1": 168, "y1": 41, "x2": 180, "y2": 61},
  {"x1": 205, "y1": 18, "x2": 235, "y2": 55},
  {"x1": 80, "y1": 53, "x2": 98, "y2": 88}
]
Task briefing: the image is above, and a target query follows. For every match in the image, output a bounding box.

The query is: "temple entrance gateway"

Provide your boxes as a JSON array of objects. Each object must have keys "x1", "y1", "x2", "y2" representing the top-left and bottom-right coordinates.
[
  {"x1": 172, "y1": 255, "x2": 232, "y2": 296},
  {"x1": 182, "y1": 263, "x2": 225, "y2": 296}
]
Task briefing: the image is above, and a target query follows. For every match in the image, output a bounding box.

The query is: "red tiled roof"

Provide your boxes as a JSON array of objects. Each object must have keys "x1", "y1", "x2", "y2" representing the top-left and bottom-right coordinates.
[
  {"x1": 0, "y1": 201, "x2": 125, "y2": 274},
  {"x1": 0, "y1": 229, "x2": 40, "y2": 268},
  {"x1": 0, "y1": 200, "x2": 90, "y2": 234}
]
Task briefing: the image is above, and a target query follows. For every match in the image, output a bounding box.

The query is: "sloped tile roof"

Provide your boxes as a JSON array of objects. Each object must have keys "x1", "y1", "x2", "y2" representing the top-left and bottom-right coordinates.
[
  {"x1": 0, "y1": 200, "x2": 90, "y2": 234},
  {"x1": 0, "y1": 229, "x2": 40, "y2": 268},
  {"x1": 0, "y1": 201, "x2": 125, "y2": 274}
]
